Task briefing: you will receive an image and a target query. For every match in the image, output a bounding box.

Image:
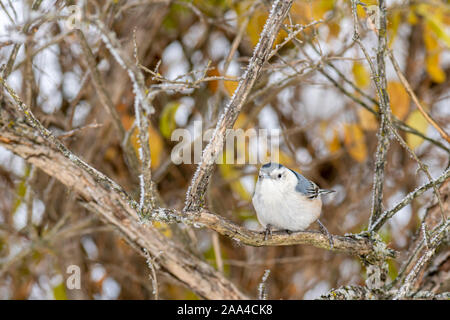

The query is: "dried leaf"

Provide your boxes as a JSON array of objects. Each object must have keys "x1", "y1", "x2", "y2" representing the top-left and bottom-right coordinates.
[
  {"x1": 53, "y1": 282, "x2": 67, "y2": 300},
  {"x1": 352, "y1": 62, "x2": 370, "y2": 89},
  {"x1": 219, "y1": 162, "x2": 251, "y2": 201},
  {"x1": 327, "y1": 21, "x2": 340, "y2": 39},
  {"x1": 153, "y1": 221, "x2": 172, "y2": 238},
  {"x1": 358, "y1": 108, "x2": 378, "y2": 131},
  {"x1": 356, "y1": 0, "x2": 377, "y2": 18},
  {"x1": 387, "y1": 82, "x2": 410, "y2": 120},
  {"x1": 344, "y1": 123, "x2": 367, "y2": 163},
  {"x1": 245, "y1": 7, "x2": 287, "y2": 46},
  {"x1": 160, "y1": 101, "x2": 180, "y2": 139},
  {"x1": 426, "y1": 52, "x2": 446, "y2": 83},
  {"x1": 418, "y1": 5, "x2": 450, "y2": 48},
  {"x1": 233, "y1": 113, "x2": 248, "y2": 129},
  {"x1": 407, "y1": 11, "x2": 418, "y2": 25},
  {"x1": 327, "y1": 128, "x2": 341, "y2": 153},
  {"x1": 312, "y1": 0, "x2": 335, "y2": 20},
  {"x1": 224, "y1": 77, "x2": 239, "y2": 97},
  {"x1": 423, "y1": 23, "x2": 446, "y2": 83},
  {"x1": 130, "y1": 124, "x2": 164, "y2": 169},
  {"x1": 388, "y1": 10, "x2": 402, "y2": 47},
  {"x1": 207, "y1": 67, "x2": 220, "y2": 93},
  {"x1": 406, "y1": 109, "x2": 429, "y2": 149}
]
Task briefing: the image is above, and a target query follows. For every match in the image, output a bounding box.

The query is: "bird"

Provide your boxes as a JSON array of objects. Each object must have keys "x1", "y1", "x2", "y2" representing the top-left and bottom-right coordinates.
[{"x1": 252, "y1": 162, "x2": 335, "y2": 247}]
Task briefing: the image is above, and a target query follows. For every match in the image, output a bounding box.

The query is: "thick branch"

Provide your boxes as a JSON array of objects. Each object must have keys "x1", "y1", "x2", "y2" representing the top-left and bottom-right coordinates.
[
  {"x1": 0, "y1": 120, "x2": 246, "y2": 300},
  {"x1": 370, "y1": 0, "x2": 391, "y2": 228},
  {"x1": 154, "y1": 208, "x2": 385, "y2": 257}
]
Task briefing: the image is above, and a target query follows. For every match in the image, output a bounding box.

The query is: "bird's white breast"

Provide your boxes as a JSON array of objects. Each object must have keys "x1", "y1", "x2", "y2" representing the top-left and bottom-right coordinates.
[{"x1": 252, "y1": 178, "x2": 322, "y2": 231}]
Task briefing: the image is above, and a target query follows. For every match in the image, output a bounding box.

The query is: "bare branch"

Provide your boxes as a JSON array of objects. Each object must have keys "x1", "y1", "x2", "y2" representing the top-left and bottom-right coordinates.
[
  {"x1": 184, "y1": 0, "x2": 294, "y2": 212},
  {"x1": 0, "y1": 119, "x2": 247, "y2": 300},
  {"x1": 370, "y1": 168, "x2": 450, "y2": 232},
  {"x1": 92, "y1": 20, "x2": 157, "y2": 213}
]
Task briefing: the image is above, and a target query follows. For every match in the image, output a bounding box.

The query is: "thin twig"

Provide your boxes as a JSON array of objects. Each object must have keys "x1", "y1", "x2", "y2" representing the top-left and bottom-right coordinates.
[
  {"x1": 350, "y1": 0, "x2": 392, "y2": 228},
  {"x1": 388, "y1": 50, "x2": 450, "y2": 143},
  {"x1": 92, "y1": 19, "x2": 156, "y2": 213}
]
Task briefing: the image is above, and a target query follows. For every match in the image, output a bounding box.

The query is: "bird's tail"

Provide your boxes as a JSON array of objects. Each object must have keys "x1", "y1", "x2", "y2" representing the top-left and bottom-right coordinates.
[{"x1": 319, "y1": 189, "x2": 335, "y2": 195}]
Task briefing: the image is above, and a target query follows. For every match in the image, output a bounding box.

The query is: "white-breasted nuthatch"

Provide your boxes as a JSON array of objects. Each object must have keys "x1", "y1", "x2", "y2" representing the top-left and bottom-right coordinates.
[{"x1": 252, "y1": 162, "x2": 335, "y2": 246}]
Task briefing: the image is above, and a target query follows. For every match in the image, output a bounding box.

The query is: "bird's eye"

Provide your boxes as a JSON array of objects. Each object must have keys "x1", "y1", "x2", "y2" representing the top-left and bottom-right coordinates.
[{"x1": 278, "y1": 174, "x2": 282, "y2": 179}]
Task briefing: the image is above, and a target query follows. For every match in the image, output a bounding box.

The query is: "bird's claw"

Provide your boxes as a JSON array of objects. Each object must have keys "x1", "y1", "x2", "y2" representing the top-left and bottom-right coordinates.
[
  {"x1": 317, "y1": 220, "x2": 334, "y2": 249},
  {"x1": 327, "y1": 234, "x2": 334, "y2": 249},
  {"x1": 264, "y1": 225, "x2": 273, "y2": 241}
]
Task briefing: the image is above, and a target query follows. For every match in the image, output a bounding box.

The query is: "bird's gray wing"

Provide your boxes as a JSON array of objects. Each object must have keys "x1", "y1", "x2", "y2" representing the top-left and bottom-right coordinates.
[{"x1": 288, "y1": 169, "x2": 320, "y2": 199}]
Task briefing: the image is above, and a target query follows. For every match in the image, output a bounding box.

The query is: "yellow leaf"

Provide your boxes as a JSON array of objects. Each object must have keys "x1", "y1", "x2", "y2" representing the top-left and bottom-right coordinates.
[
  {"x1": 344, "y1": 124, "x2": 367, "y2": 163},
  {"x1": 356, "y1": 0, "x2": 377, "y2": 18},
  {"x1": 53, "y1": 282, "x2": 67, "y2": 300},
  {"x1": 426, "y1": 53, "x2": 446, "y2": 83},
  {"x1": 423, "y1": 23, "x2": 439, "y2": 51},
  {"x1": 312, "y1": 0, "x2": 335, "y2": 20},
  {"x1": 117, "y1": 104, "x2": 134, "y2": 131},
  {"x1": 278, "y1": 151, "x2": 297, "y2": 169},
  {"x1": 406, "y1": 110, "x2": 429, "y2": 149},
  {"x1": 104, "y1": 146, "x2": 118, "y2": 162},
  {"x1": 153, "y1": 221, "x2": 172, "y2": 238},
  {"x1": 246, "y1": 8, "x2": 286, "y2": 46},
  {"x1": 423, "y1": 23, "x2": 446, "y2": 83},
  {"x1": 407, "y1": 11, "x2": 418, "y2": 25},
  {"x1": 219, "y1": 162, "x2": 251, "y2": 201},
  {"x1": 291, "y1": 2, "x2": 313, "y2": 23},
  {"x1": 417, "y1": 5, "x2": 450, "y2": 48},
  {"x1": 130, "y1": 124, "x2": 163, "y2": 169},
  {"x1": 207, "y1": 67, "x2": 220, "y2": 93},
  {"x1": 233, "y1": 113, "x2": 248, "y2": 129},
  {"x1": 327, "y1": 21, "x2": 340, "y2": 39},
  {"x1": 148, "y1": 125, "x2": 163, "y2": 169},
  {"x1": 388, "y1": 10, "x2": 402, "y2": 47},
  {"x1": 352, "y1": 62, "x2": 370, "y2": 89},
  {"x1": 358, "y1": 108, "x2": 378, "y2": 131},
  {"x1": 224, "y1": 77, "x2": 239, "y2": 97},
  {"x1": 387, "y1": 82, "x2": 410, "y2": 120},
  {"x1": 159, "y1": 101, "x2": 180, "y2": 139},
  {"x1": 327, "y1": 128, "x2": 341, "y2": 153}
]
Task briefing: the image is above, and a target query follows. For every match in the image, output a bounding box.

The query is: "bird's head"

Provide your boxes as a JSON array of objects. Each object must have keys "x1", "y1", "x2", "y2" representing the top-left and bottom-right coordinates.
[
  {"x1": 257, "y1": 162, "x2": 332, "y2": 199},
  {"x1": 257, "y1": 162, "x2": 298, "y2": 190}
]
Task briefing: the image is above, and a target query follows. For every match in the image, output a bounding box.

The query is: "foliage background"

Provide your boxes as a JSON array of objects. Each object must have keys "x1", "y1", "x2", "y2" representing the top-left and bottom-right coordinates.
[{"x1": 0, "y1": 0, "x2": 449, "y2": 299}]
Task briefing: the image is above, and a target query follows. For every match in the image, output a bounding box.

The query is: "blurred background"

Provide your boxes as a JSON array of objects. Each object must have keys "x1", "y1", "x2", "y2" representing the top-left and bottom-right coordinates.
[{"x1": 0, "y1": 0, "x2": 449, "y2": 299}]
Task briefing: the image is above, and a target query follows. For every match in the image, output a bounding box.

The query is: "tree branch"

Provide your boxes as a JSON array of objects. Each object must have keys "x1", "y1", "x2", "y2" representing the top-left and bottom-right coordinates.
[
  {"x1": 0, "y1": 119, "x2": 247, "y2": 300},
  {"x1": 184, "y1": 0, "x2": 294, "y2": 212},
  {"x1": 153, "y1": 207, "x2": 390, "y2": 257},
  {"x1": 370, "y1": 168, "x2": 450, "y2": 232}
]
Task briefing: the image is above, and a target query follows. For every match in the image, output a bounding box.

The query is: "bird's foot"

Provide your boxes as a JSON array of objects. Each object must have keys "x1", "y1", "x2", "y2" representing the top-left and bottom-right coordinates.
[
  {"x1": 264, "y1": 224, "x2": 273, "y2": 241},
  {"x1": 317, "y1": 219, "x2": 334, "y2": 249}
]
